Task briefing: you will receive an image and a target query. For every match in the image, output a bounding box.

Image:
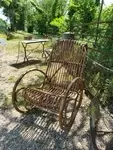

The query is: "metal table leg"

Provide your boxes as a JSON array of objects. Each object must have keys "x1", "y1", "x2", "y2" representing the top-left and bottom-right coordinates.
[
  {"x1": 42, "y1": 42, "x2": 46, "y2": 58},
  {"x1": 22, "y1": 43, "x2": 29, "y2": 62}
]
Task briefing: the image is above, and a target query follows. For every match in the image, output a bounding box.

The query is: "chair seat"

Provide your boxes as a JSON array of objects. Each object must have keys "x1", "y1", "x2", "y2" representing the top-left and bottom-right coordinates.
[{"x1": 23, "y1": 86, "x2": 66, "y2": 113}]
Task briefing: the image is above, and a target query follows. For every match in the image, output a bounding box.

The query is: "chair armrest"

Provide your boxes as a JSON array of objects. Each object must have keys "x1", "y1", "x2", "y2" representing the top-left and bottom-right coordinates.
[
  {"x1": 13, "y1": 69, "x2": 49, "y2": 91},
  {"x1": 65, "y1": 77, "x2": 84, "y2": 95}
]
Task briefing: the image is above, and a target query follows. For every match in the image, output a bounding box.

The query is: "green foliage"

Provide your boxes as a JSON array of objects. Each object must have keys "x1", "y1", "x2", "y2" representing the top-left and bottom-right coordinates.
[
  {"x1": 0, "y1": 0, "x2": 36, "y2": 31},
  {"x1": 0, "y1": 0, "x2": 67, "y2": 34},
  {"x1": 74, "y1": 2, "x2": 113, "y2": 109},
  {"x1": 6, "y1": 30, "x2": 32, "y2": 40},
  {"x1": 52, "y1": 0, "x2": 58, "y2": 18},
  {"x1": 50, "y1": 16, "x2": 67, "y2": 34},
  {"x1": 0, "y1": 0, "x2": 12, "y2": 7},
  {"x1": 94, "y1": 0, "x2": 100, "y2": 6},
  {"x1": 31, "y1": 1, "x2": 46, "y2": 14},
  {"x1": 31, "y1": 0, "x2": 67, "y2": 34},
  {"x1": 101, "y1": 79, "x2": 113, "y2": 106},
  {"x1": 0, "y1": 19, "x2": 7, "y2": 33},
  {"x1": 94, "y1": 4, "x2": 113, "y2": 68},
  {"x1": 68, "y1": 0, "x2": 96, "y2": 33},
  {"x1": 85, "y1": 50, "x2": 113, "y2": 109}
]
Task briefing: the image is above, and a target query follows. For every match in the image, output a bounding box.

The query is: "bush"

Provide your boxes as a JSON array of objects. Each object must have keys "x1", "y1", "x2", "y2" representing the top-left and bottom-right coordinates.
[{"x1": 6, "y1": 30, "x2": 33, "y2": 40}]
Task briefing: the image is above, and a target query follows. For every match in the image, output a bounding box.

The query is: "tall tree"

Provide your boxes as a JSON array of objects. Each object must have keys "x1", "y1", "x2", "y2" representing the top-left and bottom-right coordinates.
[
  {"x1": 31, "y1": 0, "x2": 67, "y2": 35},
  {"x1": 0, "y1": 0, "x2": 36, "y2": 31},
  {"x1": 94, "y1": 0, "x2": 104, "y2": 45},
  {"x1": 0, "y1": 0, "x2": 15, "y2": 31},
  {"x1": 68, "y1": 0, "x2": 97, "y2": 35}
]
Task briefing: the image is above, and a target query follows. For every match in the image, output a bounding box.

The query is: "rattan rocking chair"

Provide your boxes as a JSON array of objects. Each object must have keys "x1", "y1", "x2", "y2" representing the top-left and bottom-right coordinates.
[{"x1": 12, "y1": 39, "x2": 87, "y2": 130}]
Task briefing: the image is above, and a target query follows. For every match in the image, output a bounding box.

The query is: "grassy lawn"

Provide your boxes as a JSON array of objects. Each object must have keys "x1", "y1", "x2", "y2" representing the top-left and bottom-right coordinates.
[{"x1": 1, "y1": 31, "x2": 52, "y2": 54}]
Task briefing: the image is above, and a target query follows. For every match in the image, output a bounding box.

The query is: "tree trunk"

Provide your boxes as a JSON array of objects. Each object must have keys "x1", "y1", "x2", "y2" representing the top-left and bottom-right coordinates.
[{"x1": 95, "y1": 0, "x2": 104, "y2": 44}]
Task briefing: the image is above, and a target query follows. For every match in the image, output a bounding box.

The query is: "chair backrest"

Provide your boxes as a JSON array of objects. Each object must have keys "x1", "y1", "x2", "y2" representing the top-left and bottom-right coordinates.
[{"x1": 44, "y1": 39, "x2": 87, "y2": 89}]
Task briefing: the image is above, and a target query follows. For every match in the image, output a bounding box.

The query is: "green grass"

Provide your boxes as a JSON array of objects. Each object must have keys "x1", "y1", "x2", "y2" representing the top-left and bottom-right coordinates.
[
  {"x1": 8, "y1": 76, "x2": 16, "y2": 82},
  {"x1": 4, "y1": 30, "x2": 52, "y2": 53},
  {"x1": 11, "y1": 31, "x2": 33, "y2": 39},
  {"x1": 5, "y1": 40, "x2": 20, "y2": 53},
  {"x1": 0, "y1": 33, "x2": 7, "y2": 39}
]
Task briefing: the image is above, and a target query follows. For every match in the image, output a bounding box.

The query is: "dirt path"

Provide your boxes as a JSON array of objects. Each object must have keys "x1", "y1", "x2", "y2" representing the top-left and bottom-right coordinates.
[{"x1": 0, "y1": 52, "x2": 113, "y2": 150}]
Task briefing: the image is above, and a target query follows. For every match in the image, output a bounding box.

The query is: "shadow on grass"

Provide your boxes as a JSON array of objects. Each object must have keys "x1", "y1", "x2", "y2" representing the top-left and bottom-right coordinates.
[
  {"x1": 105, "y1": 136, "x2": 113, "y2": 150},
  {"x1": 0, "y1": 109, "x2": 81, "y2": 150},
  {"x1": 10, "y1": 59, "x2": 42, "y2": 69}
]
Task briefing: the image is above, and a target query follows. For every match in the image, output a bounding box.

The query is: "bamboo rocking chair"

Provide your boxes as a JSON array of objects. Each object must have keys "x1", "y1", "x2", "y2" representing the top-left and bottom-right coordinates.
[{"x1": 12, "y1": 39, "x2": 87, "y2": 130}]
